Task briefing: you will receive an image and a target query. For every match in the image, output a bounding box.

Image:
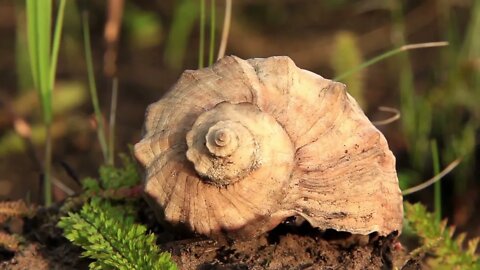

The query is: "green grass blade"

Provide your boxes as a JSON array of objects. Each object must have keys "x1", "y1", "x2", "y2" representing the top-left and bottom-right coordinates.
[
  {"x1": 164, "y1": 0, "x2": 198, "y2": 69},
  {"x1": 82, "y1": 11, "x2": 108, "y2": 162},
  {"x1": 26, "y1": 0, "x2": 54, "y2": 206},
  {"x1": 334, "y1": 47, "x2": 400, "y2": 81},
  {"x1": 431, "y1": 139, "x2": 441, "y2": 223},
  {"x1": 49, "y1": 0, "x2": 66, "y2": 91},
  {"x1": 26, "y1": 0, "x2": 38, "y2": 91},
  {"x1": 26, "y1": 0, "x2": 38, "y2": 90},
  {"x1": 37, "y1": 0, "x2": 52, "y2": 123},
  {"x1": 208, "y1": 0, "x2": 216, "y2": 65},
  {"x1": 108, "y1": 78, "x2": 118, "y2": 166},
  {"x1": 199, "y1": 0, "x2": 206, "y2": 68},
  {"x1": 462, "y1": 0, "x2": 480, "y2": 60}
]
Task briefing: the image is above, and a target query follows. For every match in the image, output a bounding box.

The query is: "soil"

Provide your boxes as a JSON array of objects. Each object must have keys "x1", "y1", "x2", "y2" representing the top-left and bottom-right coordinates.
[{"x1": 0, "y1": 199, "x2": 411, "y2": 270}]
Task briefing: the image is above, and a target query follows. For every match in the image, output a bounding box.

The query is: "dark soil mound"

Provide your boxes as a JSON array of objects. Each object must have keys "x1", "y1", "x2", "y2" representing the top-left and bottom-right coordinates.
[{"x1": 0, "y1": 201, "x2": 401, "y2": 270}]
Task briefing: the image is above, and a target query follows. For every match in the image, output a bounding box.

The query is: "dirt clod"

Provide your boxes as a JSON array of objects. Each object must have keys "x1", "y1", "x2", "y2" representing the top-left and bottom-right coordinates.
[{"x1": 163, "y1": 223, "x2": 398, "y2": 270}]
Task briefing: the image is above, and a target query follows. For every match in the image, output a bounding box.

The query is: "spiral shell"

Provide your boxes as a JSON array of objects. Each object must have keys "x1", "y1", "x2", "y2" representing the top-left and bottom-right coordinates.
[{"x1": 134, "y1": 56, "x2": 403, "y2": 239}]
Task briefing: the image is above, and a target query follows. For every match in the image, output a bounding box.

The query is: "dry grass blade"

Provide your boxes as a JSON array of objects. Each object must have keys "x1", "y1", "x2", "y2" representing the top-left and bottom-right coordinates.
[
  {"x1": 402, "y1": 158, "x2": 462, "y2": 195},
  {"x1": 334, "y1": 41, "x2": 449, "y2": 81},
  {"x1": 217, "y1": 0, "x2": 232, "y2": 59},
  {"x1": 371, "y1": 106, "x2": 401, "y2": 126},
  {"x1": 400, "y1": 41, "x2": 449, "y2": 51}
]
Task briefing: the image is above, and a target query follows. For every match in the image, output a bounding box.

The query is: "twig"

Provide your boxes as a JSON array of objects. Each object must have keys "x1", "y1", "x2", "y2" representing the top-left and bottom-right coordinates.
[
  {"x1": 59, "y1": 161, "x2": 80, "y2": 185},
  {"x1": 52, "y1": 176, "x2": 75, "y2": 196},
  {"x1": 217, "y1": 0, "x2": 232, "y2": 60},
  {"x1": 104, "y1": 0, "x2": 124, "y2": 76},
  {"x1": 402, "y1": 158, "x2": 462, "y2": 196}
]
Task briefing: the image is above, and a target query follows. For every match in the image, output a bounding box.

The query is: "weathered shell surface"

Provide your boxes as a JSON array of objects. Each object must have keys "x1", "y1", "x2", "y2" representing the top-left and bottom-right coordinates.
[{"x1": 134, "y1": 56, "x2": 403, "y2": 239}]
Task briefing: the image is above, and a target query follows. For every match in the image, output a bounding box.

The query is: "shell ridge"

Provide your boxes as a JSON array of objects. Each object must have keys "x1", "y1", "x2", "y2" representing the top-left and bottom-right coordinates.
[
  {"x1": 217, "y1": 188, "x2": 249, "y2": 229},
  {"x1": 162, "y1": 168, "x2": 186, "y2": 223},
  {"x1": 203, "y1": 186, "x2": 228, "y2": 234},
  {"x1": 194, "y1": 183, "x2": 212, "y2": 235},
  {"x1": 293, "y1": 87, "x2": 348, "y2": 156},
  {"x1": 146, "y1": 148, "x2": 193, "y2": 218},
  {"x1": 210, "y1": 57, "x2": 256, "y2": 103},
  {"x1": 292, "y1": 83, "x2": 346, "y2": 149}
]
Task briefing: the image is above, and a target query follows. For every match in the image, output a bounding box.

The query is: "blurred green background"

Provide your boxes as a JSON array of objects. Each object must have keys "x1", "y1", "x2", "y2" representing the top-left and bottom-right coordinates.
[{"x1": 0, "y1": 0, "x2": 478, "y2": 236}]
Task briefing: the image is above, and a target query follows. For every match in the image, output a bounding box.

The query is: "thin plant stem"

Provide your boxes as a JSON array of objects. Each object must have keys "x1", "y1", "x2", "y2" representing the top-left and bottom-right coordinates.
[
  {"x1": 334, "y1": 42, "x2": 449, "y2": 81},
  {"x1": 431, "y1": 140, "x2": 441, "y2": 223},
  {"x1": 44, "y1": 123, "x2": 52, "y2": 205},
  {"x1": 82, "y1": 11, "x2": 108, "y2": 162},
  {"x1": 208, "y1": 0, "x2": 216, "y2": 65},
  {"x1": 199, "y1": 0, "x2": 205, "y2": 68},
  {"x1": 402, "y1": 158, "x2": 461, "y2": 196},
  {"x1": 217, "y1": 0, "x2": 231, "y2": 60},
  {"x1": 38, "y1": 0, "x2": 52, "y2": 206},
  {"x1": 108, "y1": 78, "x2": 118, "y2": 166}
]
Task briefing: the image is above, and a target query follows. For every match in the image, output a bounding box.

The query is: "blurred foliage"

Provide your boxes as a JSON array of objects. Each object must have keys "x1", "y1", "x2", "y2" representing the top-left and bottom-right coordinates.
[
  {"x1": 124, "y1": 3, "x2": 163, "y2": 49},
  {"x1": 164, "y1": 0, "x2": 198, "y2": 69},
  {"x1": 433, "y1": 0, "x2": 480, "y2": 194},
  {"x1": 0, "y1": 82, "x2": 87, "y2": 156},
  {"x1": 387, "y1": 0, "x2": 479, "y2": 196},
  {"x1": 405, "y1": 202, "x2": 480, "y2": 269},
  {"x1": 389, "y1": 0, "x2": 432, "y2": 174},
  {"x1": 331, "y1": 31, "x2": 365, "y2": 108}
]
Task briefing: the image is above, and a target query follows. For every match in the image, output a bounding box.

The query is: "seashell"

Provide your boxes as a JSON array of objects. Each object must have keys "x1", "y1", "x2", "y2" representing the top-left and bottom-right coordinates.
[{"x1": 134, "y1": 56, "x2": 403, "y2": 239}]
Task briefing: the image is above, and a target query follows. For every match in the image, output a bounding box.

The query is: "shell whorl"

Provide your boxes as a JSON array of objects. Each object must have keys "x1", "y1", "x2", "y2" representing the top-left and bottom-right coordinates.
[{"x1": 185, "y1": 102, "x2": 288, "y2": 186}]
